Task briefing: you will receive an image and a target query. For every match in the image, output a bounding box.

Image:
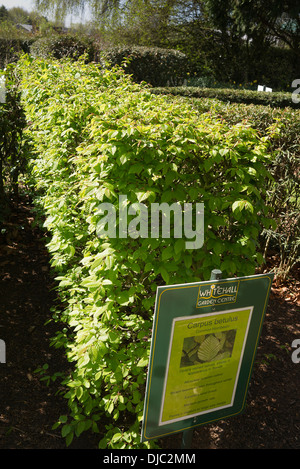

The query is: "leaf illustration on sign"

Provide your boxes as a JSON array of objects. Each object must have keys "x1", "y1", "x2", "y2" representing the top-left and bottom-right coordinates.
[
  {"x1": 197, "y1": 334, "x2": 221, "y2": 362},
  {"x1": 181, "y1": 330, "x2": 237, "y2": 367}
]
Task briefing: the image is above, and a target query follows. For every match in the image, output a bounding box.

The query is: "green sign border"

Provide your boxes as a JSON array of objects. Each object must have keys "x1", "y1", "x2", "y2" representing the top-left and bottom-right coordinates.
[{"x1": 141, "y1": 273, "x2": 274, "y2": 442}]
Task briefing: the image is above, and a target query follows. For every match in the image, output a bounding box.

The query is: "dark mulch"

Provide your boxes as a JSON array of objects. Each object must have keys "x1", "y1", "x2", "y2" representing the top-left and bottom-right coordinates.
[{"x1": 0, "y1": 195, "x2": 299, "y2": 450}]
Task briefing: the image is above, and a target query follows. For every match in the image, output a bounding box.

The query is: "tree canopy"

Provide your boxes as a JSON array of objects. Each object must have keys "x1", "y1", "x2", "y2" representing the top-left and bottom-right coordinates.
[
  {"x1": 0, "y1": 5, "x2": 9, "y2": 21},
  {"x1": 34, "y1": 0, "x2": 299, "y2": 52},
  {"x1": 205, "y1": 0, "x2": 300, "y2": 51}
]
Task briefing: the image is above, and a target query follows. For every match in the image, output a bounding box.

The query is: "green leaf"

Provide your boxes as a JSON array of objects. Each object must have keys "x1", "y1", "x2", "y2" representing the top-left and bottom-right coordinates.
[
  {"x1": 111, "y1": 432, "x2": 122, "y2": 443},
  {"x1": 232, "y1": 200, "x2": 254, "y2": 214},
  {"x1": 162, "y1": 245, "x2": 173, "y2": 261},
  {"x1": 232, "y1": 200, "x2": 243, "y2": 213},
  {"x1": 204, "y1": 159, "x2": 213, "y2": 172},
  {"x1": 174, "y1": 238, "x2": 185, "y2": 254},
  {"x1": 75, "y1": 420, "x2": 86, "y2": 437},
  {"x1": 137, "y1": 357, "x2": 148, "y2": 367},
  {"x1": 132, "y1": 390, "x2": 141, "y2": 404},
  {"x1": 129, "y1": 163, "x2": 143, "y2": 175},
  {"x1": 165, "y1": 170, "x2": 177, "y2": 186},
  {"x1": 184, "y1": 255, "x2": 192, "y2": 269},
  {"x1": 61, "y1": 424, "x2": 72, "y2": 438},
  {"x1": 66, "y1": 431, "x2": 74, "y2": 447},
  {"x1": 136, "y1": 191, "x2": 152, "y2": 202},
  {"x1": 66, "y1": 245, "x2": 75, "y2": 257},
  {"x1": 212, "y1": 241, "x2": 223, "y2": 256},
  {"x1": 160, "y1": 266, "x2": 170, "y2": 284}
]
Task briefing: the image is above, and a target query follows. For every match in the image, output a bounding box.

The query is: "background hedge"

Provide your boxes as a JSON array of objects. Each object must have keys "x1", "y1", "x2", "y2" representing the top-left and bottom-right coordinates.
[
  {"x1": 0, "y1": 38, "x2": 33, "y2": 69},
  {"x1": 30, "y1": 34, "x2": 96, "y2": 62},
  {"x1": 151, "y1": 86, "x2": 299, "y2": 109},
  {"x1": 101, "y1": 45, "x2": 188, "y2": 87}
]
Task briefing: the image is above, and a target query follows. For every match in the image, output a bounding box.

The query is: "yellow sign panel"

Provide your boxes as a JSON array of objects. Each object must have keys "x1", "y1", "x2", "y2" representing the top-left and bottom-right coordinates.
[{"x1": 160, "y1": 307, "x2": 252, "y2": 425}]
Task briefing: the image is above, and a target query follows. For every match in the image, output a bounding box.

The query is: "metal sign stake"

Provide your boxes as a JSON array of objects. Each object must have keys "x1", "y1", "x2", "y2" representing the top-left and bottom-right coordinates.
[{"x1": 181, "y1": 269, "x2": 222, "y2": 449}]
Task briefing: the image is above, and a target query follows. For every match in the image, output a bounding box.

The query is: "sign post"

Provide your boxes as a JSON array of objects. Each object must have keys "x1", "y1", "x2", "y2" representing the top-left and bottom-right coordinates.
[
  {"x1": 141, "y1": 270, "x2": 274, "y2": 444},
  {"x1": 181, "y1": 268, "x2": 222, "y2": 449}
]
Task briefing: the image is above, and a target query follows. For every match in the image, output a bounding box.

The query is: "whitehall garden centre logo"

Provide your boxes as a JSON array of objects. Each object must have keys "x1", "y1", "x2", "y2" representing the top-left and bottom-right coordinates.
[
  {"x1": 197, "y1": 280, "x2": 239, "y2": 308},
  {"x1": 95, "y1": 195, "x2": 204, "y2": 250}
]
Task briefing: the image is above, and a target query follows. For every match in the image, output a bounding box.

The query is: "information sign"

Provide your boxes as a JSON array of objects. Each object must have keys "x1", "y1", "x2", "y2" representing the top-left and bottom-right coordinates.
[{"x1": 141, "y1": 272, "x2": 274, "y2": 442}]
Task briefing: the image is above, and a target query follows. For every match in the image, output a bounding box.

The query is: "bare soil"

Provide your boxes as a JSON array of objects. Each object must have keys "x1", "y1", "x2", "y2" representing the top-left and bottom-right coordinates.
[{"x1": 0, "y1": 195, "x2": 299, "y2": 450}]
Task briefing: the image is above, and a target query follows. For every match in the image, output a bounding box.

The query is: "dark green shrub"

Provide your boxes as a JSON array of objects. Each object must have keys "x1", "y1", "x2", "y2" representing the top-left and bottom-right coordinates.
[
  {"x1": 0, "y1": 38, "x2": 21, "y2": 69},
  {"x1": 252, "y1": 46, "x2": 299, "y2": 92},
  {"x1": 102, "y1": 45, "x2": 188, "y2": 87},
  {"x1": 180, "y1": 31, "x2": 299, "y2": 92},
  {"x1": 0, "y1": 38, "x2": 35, "y2": 69},
  {"x1": 30, "y1": 34, "x2": 96, "y2": 61}
]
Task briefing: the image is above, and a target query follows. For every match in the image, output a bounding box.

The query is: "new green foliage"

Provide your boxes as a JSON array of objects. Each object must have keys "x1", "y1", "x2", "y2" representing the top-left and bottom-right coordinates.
[
  {"x1": 165, "y1": 94, "x2": 300, "y2": 281},
  {"x1": 17, "y1": 55, "x2": 275, "y2": 448}
]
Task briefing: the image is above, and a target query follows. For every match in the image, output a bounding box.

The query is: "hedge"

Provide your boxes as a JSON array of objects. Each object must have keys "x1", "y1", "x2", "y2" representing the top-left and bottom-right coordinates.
[
  {"x1": 101, "y1": 45, "x2": 188, "y2": 87},
  {"x1": 0, "y1": 38, "x2": 34, "y2": 69},
  {"x1": 158, "y1": 93, "x2": 300, "y2": 282},
  {"x1": 30, "y1": 34, "x2": 96, "y2": 62},
  {"x1": 17, "y1": 55, "x2": 276, "y2": 449},
  {"x1": 151, "y1": 86, "x2": 299, "y2": 109}
]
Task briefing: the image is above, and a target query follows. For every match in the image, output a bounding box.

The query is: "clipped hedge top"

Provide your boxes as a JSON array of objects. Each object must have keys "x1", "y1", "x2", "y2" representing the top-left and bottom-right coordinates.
[
  {"x1": 151, "y1": 86, "x2": 299, "y2": 109},
  {"x1": 30, "y1": 34, "x2": 95, "y2": 61},
  {"x1": 102, "y1": 44, "x2": 187, "y2": 60}
]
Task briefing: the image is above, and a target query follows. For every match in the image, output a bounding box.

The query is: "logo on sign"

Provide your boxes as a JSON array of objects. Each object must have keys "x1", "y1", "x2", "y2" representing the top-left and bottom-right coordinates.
[{"x1": 196, "y1": 281, "x2": 239, "y2": 308}]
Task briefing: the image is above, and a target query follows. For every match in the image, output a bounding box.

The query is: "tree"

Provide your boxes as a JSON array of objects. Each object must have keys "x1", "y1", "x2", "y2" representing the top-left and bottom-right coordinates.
[
  {"x1": 108, "y1": 0, "x2": 178, "y2": 47},
  {"x1": 205, "y1": 0, "x2": 300, "y2": 82},
  {"x1": 233, "y1": 0, "x2": 300, "y2": 51},
  {"x1": 205, "y1": 0, "x2": 300, "y2": 52},
  {"x1": 8, "y1": 7, "x2": 32, "y2": 24},
  {"x1": 0, "y1": 5, "x2": 9, "y2": 21},
  {"x1": 35, "y1": 0, "x2": 121, "y2": 22}
]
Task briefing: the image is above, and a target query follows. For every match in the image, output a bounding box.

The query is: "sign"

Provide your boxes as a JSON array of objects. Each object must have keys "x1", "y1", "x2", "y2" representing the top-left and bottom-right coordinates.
[
  {"x1": 257, "y1": 84, "x2": 272, "y2": 92},
  {"x1": 141, "y1": 272, "x2": 274, "y2": 442}
]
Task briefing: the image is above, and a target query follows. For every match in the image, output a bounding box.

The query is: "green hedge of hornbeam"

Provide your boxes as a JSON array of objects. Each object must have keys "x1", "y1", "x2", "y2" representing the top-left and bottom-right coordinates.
[{"x1": 17, "y1": 55, "x2": 276, "y2": 449}]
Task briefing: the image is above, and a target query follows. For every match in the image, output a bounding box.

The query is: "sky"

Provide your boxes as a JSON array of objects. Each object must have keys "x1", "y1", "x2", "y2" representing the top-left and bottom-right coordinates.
[{"x1": 0, "y1": 0, "x2": 92, "y2": 25}]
